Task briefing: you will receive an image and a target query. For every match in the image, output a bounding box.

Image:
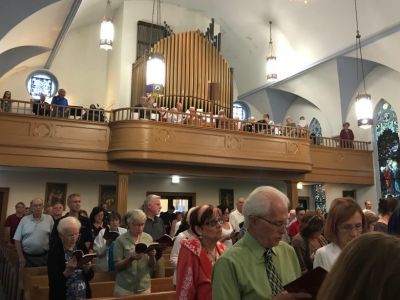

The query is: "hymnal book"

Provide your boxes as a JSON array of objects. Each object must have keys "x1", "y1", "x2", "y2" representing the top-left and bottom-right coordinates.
[
  {"x1": 72, "y1": 250, "x2": 97, "y2": 268},
  {"x1": 283, "y1": 267, "x2": 327, "y2": 300},
  {"x1": 155, "y1": 234, "x2": 174, "y2": 247},
  {"x1": 103, "y1": 227, "x2": 120, "y2": 241},
  {"x1": 135, "y1": 242, "x2": 163, "y2": 260}
]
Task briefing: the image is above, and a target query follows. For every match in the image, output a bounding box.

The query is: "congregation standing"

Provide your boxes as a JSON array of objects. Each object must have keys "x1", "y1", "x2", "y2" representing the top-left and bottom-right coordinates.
[{"x1": 4, "y1": 186, "x2": 400, "y2": 300}]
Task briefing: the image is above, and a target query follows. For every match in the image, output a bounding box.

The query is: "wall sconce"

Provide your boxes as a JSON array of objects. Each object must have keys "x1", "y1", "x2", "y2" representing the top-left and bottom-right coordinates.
[{"x1": 297, "y1": 182, "x2": 303, "y2": 190}]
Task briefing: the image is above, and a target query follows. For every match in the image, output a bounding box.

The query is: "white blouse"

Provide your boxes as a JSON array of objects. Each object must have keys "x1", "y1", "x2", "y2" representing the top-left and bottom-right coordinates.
[{"x1": 313, "y1": 242, "x2": 341, "y2": 271}]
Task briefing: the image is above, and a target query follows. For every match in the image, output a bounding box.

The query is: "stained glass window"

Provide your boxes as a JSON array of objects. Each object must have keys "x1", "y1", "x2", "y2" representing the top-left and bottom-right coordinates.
[
  {"x1": 26, "y1": 70, "x2": 58, "y2": 100},
  {"x1": 232, "y1": 102, "x2": 249, "y2": 121},
  {"x1": 311, "y1": 184, "x2": 327, "y2": 212},
  {"x1": 375, "y1": 100, "x2": 399, "y2": 198},
  {"x1": 309, "y1": 117, "x2": 322, "y2": 136}
]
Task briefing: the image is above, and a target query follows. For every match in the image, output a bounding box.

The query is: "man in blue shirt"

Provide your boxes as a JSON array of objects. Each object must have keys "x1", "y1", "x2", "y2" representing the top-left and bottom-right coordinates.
[{"x1": 51, "y1": 88, "x2": 69, "y2": 117}]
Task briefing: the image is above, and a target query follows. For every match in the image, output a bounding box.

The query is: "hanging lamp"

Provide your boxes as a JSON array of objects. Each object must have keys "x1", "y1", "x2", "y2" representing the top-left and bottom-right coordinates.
[
  {"x1": 99, "y1": 0, "x2": 114, "y2": 50},
  {"x1": 146, "y1": 0, "x2": 166, "y2": 96},
  {"x1": 354, "y1": 0, "x2": 373, "y2": 129},
  {"x1": 266, "y1": 21, "x2": 277, "y2": 81}
]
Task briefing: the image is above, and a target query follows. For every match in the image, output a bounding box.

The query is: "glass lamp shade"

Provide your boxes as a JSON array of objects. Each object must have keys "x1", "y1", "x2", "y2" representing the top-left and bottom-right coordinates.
[
  {"x1": 100, "y1": 19, "x2": 114, "y2": 50},
  {"x1": 355, "y1": 93, "x2": 373, "y2": 129},
  {"x1": 146, "y1": 52, "x2": 166, "y2": 95},
  {"x1": 266, "y1": 55, "x2": 277, "y2": 81}
]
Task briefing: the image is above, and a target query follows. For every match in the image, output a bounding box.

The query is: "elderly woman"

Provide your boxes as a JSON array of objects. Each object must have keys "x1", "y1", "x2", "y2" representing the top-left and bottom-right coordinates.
[
  {"x1": 291, "y1": 211, "x2": 328, "y2": 274},
  {"x1": 314, "y1": 197, "x2": 366, "y2": 271},
  {"x1": 176, "y1": 205, "x2": 225, "y2": 300},
  {"x1": 317, "y1": 232, "x2": 400, "y2": 300},
  {"x1": 48, "y1": 216, "x2": 94, "y2": 300},
  {"x1": 94, "y1": 211, "x2": 127, "y2": 272},
  {"x1": 113, "y1": 209, "x2": 157, "y2": 296}
]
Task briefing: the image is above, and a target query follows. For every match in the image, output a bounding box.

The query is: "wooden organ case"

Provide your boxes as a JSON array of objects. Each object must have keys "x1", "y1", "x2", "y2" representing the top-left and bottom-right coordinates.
[{"x1": 131, "y1": 30, "x2": 234, "y2": 117}]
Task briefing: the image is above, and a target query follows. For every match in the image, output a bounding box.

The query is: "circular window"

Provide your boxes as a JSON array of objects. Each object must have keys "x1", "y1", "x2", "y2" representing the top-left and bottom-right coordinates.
[
  {"x1": 26, "y1": 70, "x2": 58, "y2": 100},
  {"x1": 233, "y1": 101, "x2": 250, "y2": 121}
]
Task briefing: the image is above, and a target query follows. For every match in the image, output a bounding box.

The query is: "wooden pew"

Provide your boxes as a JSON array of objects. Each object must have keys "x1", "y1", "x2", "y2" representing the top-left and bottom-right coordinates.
[
  {"x1": 24, "y1": 271, "x2": 116, "y2": 300},
  {"x1": 29, "y1": 277, "x2": 173, "y2": 300},
  {"x1": 164, "y1": 267, "x2": 174, "y2": 277},
  {"x1": 90, "y1": 291, "x2": 177, "y2": 300}
]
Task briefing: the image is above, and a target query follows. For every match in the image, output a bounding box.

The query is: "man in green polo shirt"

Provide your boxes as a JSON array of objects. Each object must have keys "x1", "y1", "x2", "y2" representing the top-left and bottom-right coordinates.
[{"x1": 212, "y1": 186, "x2": 311, "y2": 300}]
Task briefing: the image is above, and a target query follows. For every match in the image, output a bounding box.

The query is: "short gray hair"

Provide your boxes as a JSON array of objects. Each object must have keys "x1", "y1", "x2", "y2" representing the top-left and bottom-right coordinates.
[
  {"x1": 57, "y1": 216, "x2": 81, "y2": 235},
  {"x1": 243, "y1": 186, "x2": 289, "y2": 227},
  {"x1": 143, "y1": 194, "x2": 160, "y2": 210},
  {"x1": 126, "y1": 209, "x2": 146, "y2": 225}
]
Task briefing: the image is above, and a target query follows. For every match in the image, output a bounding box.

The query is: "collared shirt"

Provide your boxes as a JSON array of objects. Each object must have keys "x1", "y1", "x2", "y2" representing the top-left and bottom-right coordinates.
[
  {"x1": 144, "y1": 216, "x2": 166, "y2": 240},
  {"x1": 229, "y1": 209, "x2": 244, "y2": 232},
  {"x1": 94, "y1": 226, "x2": 127, "y2": 272},
  {"x1": 212, "y1": 232, "x2": 301, "y2": 300},
  {"x1": 13, "y1": 214, "x2": 54, "y2": 254},
  {"x1": 113, "y1": 232, "x2": 154, "y2": 293},
  {"x1": 313, "y1": 242, "x2": 341, "y2": 271}
]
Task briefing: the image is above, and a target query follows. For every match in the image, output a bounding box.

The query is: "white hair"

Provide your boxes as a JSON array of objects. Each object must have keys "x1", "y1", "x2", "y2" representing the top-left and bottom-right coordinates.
[
  {"x1": 143, "y1": 194, "x2": 160, "y2": 210},
  {"x1": 57, "y1": 216, "x2": 81, "y2": 235},
  {"x1": 126, "y1": 209, "x2": 146, "y2": 224},
  {"x1": 243, "y1": 186, "x2": 289, "y2": 227}
]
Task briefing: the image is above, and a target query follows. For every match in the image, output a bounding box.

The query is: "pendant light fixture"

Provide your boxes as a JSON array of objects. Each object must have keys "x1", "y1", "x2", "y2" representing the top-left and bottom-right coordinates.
[
  {"x1": 99, "y1": 0, "x2": 114, "y2": 50},
  {"x1": 354, "y1": 0, "x2": 373, "y2": 129},
  {"x1": 266, "y1": 21, "x2": 277, "y2": 81},
  {"x1": 146, "y1": 0, "x2": 166, "y2": 96}
]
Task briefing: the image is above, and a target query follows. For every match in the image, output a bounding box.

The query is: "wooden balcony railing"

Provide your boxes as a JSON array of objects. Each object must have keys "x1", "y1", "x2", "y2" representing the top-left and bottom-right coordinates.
[
  {"x1": 111, "y1": 107, "x2": 310, "y2": 140},
  {"x1": 0, "y1": 99, "x2": 371, "y2": 151},
  {"x1": 0, "y1": 99, "x2": 111, "y2": 123},
  {"x1": 311, "y1": 136, "x2": 371, "y2": 151}
]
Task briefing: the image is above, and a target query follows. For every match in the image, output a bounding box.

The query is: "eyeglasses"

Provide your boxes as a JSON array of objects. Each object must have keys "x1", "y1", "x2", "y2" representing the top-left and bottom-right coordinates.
[
  {"x1": 255, "y1": 216, "x2": 287, "y2": 229},
  {"x1": 205, "y1": 219, "x2": 224, "y2": 227},
  {"x1": 339, "y1": 223, "x2": 363, "y2": 232}
]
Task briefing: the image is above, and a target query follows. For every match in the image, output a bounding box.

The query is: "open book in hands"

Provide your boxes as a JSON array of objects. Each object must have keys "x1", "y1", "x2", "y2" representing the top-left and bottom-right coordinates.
[
  {"x1": 135, "y1": 242, "x2": 163, "y2": 260},
  {"x1": 72, "y1": 250, "x2": 97, "y2": 268},
  {"x1": 103, "y1": 226, "x2": 120, "y2": 241},
  {"x1": 283, "y1": 267, "x2": 327, "y2": 300},
  {"x1": 155, "y1": 234, "x2": 174, "y2": 247}
]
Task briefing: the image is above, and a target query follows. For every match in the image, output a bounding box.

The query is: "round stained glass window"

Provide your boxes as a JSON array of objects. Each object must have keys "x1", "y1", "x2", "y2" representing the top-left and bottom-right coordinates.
[{"x1": 26, "y1": 70, "x2": 58, "y2": 100}]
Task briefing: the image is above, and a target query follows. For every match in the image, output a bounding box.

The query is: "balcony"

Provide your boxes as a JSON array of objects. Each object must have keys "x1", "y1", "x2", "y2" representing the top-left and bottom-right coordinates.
[{"x1": 0, "y1": 99, "x2": 374, "y2": 184}]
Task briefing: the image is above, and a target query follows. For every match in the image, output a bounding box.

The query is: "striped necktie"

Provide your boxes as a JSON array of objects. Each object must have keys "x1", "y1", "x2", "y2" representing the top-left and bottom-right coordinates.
[{"x1": 264, "y1": 249, "x2": 283, "y2": 296}]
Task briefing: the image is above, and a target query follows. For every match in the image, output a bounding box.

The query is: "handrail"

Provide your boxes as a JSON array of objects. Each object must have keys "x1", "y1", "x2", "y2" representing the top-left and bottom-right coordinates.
[
  {"x1": 0, "y1": 99, "x2": 371, "y2": 150},
  {"x1": 112, "y1": 106, "x2": 310, "y2": 140},
  {"x1": 311, "y1": 136, "x2": 371, "y2": 151},
  {"x1": 0, "y1": 98, "x2": 111, "y2": 123}
]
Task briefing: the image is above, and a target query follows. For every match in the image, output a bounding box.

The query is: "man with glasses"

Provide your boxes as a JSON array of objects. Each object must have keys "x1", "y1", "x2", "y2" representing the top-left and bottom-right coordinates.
[
  {"x1": 14, "y1": 198, "x2": 54, "y2": 267},
  {"x1": 212, "y1": 186, "x2": 310, "y2": 300}
]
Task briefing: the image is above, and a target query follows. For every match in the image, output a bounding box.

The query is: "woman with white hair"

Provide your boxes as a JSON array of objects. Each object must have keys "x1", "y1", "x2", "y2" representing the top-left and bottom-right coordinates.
[
  {"x1": 48, "y1": 216, "x2": 94, "y2": 300},
  {"x1": 113, "y1": 209, "x2": 157, "y2": 296}
]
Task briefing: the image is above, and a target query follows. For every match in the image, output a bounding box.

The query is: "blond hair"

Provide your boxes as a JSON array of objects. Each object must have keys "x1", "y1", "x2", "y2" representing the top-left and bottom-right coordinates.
[{"x1": 317, "y1": 232, "x2": 400, "y2": 300}]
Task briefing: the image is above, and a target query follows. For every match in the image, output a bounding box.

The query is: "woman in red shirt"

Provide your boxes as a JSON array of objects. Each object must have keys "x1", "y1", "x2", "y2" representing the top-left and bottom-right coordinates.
[{"x1": 176, "y1": 205, "x2": 225, "y2": 300}]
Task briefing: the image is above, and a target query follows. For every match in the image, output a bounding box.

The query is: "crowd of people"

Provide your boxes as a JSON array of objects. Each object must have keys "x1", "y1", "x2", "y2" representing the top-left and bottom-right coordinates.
[{"x1": 5, "y1": 188, "x2": 399, "y2": 299}]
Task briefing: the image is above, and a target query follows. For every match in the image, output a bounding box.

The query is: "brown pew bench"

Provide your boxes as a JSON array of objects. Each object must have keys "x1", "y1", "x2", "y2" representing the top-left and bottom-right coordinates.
[
  {"x1": 30, "y1": 276, "x2": 173, "y2": 300},
  {"x1": 24, "y1": 271, "x2": 116, "y2": 300},
  {"x1": 91, "y1": 291, "x2": 176, "y2": 300}
]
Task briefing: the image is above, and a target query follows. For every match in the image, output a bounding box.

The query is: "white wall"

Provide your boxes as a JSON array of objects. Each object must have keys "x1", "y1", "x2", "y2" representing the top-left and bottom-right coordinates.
[{"x1": 0, "y1": 167, "x2": 285, "y2": 217}]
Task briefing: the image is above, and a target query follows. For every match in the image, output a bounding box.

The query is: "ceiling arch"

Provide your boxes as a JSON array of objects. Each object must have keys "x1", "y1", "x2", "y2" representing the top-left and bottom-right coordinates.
[{"x1": 0, "y1": 46, "x2": 50, "y2": 78}]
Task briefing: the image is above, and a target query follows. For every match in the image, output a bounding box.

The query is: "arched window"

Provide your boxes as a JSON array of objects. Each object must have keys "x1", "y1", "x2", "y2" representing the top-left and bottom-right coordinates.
[
  {"x1": 232, "y1": 101, "x2": 250, "y2": 121},
  {"x1": 26, "y1": 70, "x2": 58, "y2": 100},
  {"x1": 309, "y1": 117, "x2": 322, "y2": 137},
  {"x1": 375, "y1": 100, "x2": 399, "y2": 198}
]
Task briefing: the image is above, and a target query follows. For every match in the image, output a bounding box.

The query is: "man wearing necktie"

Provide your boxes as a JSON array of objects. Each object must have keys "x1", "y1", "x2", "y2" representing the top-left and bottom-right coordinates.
[{"x1": 212, "y1": 186, "x2": 311, "y2": 300}]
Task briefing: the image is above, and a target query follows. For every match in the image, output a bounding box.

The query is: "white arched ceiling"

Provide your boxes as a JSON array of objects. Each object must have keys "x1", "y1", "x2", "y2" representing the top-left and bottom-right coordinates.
[
  {"x1": 0, "y1": 46, "x2": 50, "y2": 78},
  {"x1": 3, "y1": 0, "x2": 400, "y2": 98},
  {"x1": 0, "y1": 0, "x2": 60, "y2": 40}
]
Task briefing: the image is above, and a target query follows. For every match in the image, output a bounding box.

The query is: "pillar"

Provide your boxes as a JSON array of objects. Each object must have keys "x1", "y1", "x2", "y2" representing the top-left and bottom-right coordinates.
[
  {"x1": 116, "y1": 173, "x2": 129, "y2": 215},
  {"x1": 286, "y1": 180, "x2": 299, "y2": 209}
]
